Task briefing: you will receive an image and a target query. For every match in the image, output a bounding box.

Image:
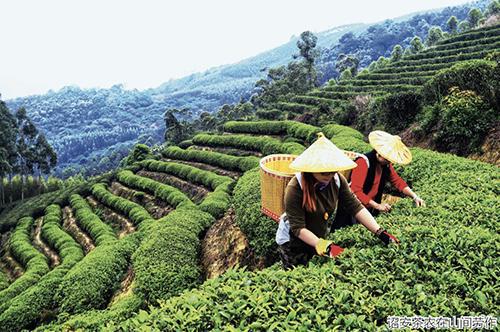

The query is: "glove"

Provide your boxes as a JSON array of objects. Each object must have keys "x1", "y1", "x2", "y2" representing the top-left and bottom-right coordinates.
[
  {"x1": 376, "y1": 228, "x2": 400, "y2": 245},
  {"x1": 315, "y1": 238, "x2": 344, "y2": 258}
]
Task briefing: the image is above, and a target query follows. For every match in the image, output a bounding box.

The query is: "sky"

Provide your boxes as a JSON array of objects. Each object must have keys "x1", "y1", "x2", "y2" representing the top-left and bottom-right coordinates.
[{"x1": 0, "y1": 0, "x2": 471, "y2": 99}]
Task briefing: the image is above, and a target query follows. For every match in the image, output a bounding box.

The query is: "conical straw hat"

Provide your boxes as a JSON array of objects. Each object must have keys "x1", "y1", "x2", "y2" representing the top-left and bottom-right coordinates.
[
  {"x1": 289, "y1": 133, "x2": 357, "y2": 172},
  {"x1": 368, "y1": 130, "x2": 412, "y2": 165}
]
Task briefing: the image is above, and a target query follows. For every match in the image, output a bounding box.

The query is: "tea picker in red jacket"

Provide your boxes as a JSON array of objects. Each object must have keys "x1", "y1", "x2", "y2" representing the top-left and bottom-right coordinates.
[
  {"x1": 275, "y1": 133, "x2": 399, "y2": 270},
  {"x1": 349, "y1": 130, "x2": 425, "y2": 216}
]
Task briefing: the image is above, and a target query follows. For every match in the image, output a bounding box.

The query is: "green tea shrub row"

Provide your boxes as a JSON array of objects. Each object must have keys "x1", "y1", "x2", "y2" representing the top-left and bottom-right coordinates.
[
  {"x1": 40, "y1": 205, "x2": 83, "y2": 262},
  {"x1": 116, "y1": 170, "x2": 193, "y2": 210},
  {"x1": 290, "y1": 95, "x2": 338, "y2": 107},
  {"x1": 193, "y1": 133, "x2": 283, "y2": 155},
  {"x1": 139, "y1": 159, "x2": 232, "y2": 190},
  {"x1": 232, "y1": 168, "x2": 278, "y2": 261},
  {"x1": 0, "y1": 181, "x2": 95, "y2": 232},
  {"x1": 132, "y1": 206, "x2": 214, "y2": 304},
  {"x1": 224, "y1": 121, "x2": 288, "y2": 135},
  {"x1": 139, "y1": 159, "x2": 234, "y2": 218},
  {"x1": 327, "y1": 84, "x2": 416, "y2": 93},
  {"x1": 92, "y1": 183, "x2": 154, "y2": 226},
  {"x1": 390, "y1": 48, "x2": 499, "y2": 68},
  {"x1": 70, "y1": 194, "x2": 117, "y2": 246},
  {"x1": 163, "y1": 146, "x2": 259, "y2": 172},
  {"x1": 285, "y1": 121, "x2": 320, "y2": 145},
  {"x1": 377, "y1": 61, "x2": 473, "y2": 73},
  {"x1": 40, "y1": 293, "x2": 145, "y2": 332},
  {"x1": 0, "y1": 217, "x2": 49, "y2": 310},
  {"x1": 118, "y1": 221, "x2": 498, "y2": 331},
  {"x1": 337, "y1": 76, "x2": 432, "y2": 86},
  {"x1": 114, "y1": 132, "x2": 499, "y2": 331},
  {"x1": 0, "y1": 205, "x2": 84, "y2": 331},
  {"x1": 356, "y1": 70, "x2": 437, "y2": 81},
  {"x1": 437, "y1": 24, "x2": 500, "y2": 46},
  {"x1": 276, "y1": 101, "x2": 317, "y2": 114},
  {"x1": 55, "y1": 233, "x2": 140, "y2": 314},
  {"x1": 322, "y1": 125, "x2": 371, "y2": 152},
  {"x1": 255, "y1": 109, "x2": 285, "y2": 120},
  {"x1": 310, "y1": 90, "x2": 387, "y2": 100},
  {"x1": 404, "y1": 37, "x2": 500, "y2": 61},
  {"x1": 422, "y1": 59, "x2": 497, "y2": 105},
  {"x1": 0, "y1": 272, "x2": 8, "y2": 292},
  {"x1": 224, "y1": 120, "x2": 318, "y2": 146}
]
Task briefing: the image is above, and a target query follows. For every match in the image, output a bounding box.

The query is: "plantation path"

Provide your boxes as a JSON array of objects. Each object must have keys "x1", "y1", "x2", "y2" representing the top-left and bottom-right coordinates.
[
  {"x1": 108, "y1": 266, "x2": 135, "y2": 307},
  {"x1": 201, "y1": 208, "x2": 263, "y2": 279},
  {"x1": 136, "y1": 171, "x2": 209, "y2": 204},
  {"x1": 110, "y1": 181, "x2": 173, "y2": 219},
  {"x1": 86, "y1": 196, "x2": 135, "y2": 238},
  {"x1": 189, "y1": 145, "x2": 263, "y2": 157},
  {"x1": 33, "y1": 217, "x2": 60, "y2": 267},
  {"x1": 62, "y1": 206, "x2": 95, "y2": 254},
  {"x1": 161, "y1": 158, "x2": 241, "y2": 179},
  {"x1": 0, "y1": 251, "x2": 24, "y2": 280}
]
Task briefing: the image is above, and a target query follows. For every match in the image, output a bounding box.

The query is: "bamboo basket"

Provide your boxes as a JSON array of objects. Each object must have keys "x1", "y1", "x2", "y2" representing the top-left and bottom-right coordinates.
[
  {"x1": 260, "y1": 154, "x2": 297, "y2": 222},
  {"x1": 260, "y1": 151, "x2": 360, "y2": 222}
]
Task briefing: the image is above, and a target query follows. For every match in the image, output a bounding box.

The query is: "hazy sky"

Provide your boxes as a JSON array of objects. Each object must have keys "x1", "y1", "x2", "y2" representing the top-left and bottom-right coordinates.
[{"x1": 1, "y1": 0, "x2": 470, "y2": 99}]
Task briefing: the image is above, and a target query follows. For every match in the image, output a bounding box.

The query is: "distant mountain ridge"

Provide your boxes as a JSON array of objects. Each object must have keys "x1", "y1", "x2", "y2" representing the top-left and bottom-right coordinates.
[{"x1": 4, "y1": 0, "x2": 487, "y2": 177}]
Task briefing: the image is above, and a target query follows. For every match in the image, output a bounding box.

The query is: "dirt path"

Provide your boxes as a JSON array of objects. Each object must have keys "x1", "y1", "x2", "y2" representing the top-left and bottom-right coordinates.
[
  {"x1": 86, "y1": 196, "x2": 135, "y2": 238},
  {"x1": 201, "y1": 209, "x2": 264, "y2": 279},
  {"x1": 160, "y1": 158, "x2": 241, "y2": 179},
  {"x1": 110, "y1": 181, "x2": 173, "y2": 219},
  {"x1": 62, "y1": 206, "x2": 95, "y2": 254},
  {"x1": 0, "y1": 251, "x2": 24, "y2": 280},
  {"x1": 33, "y1": 217, "x2": 60, "y2": 267},
  {"x1": 108, "y1": 266, "x2": 135, "y2": 307},
  {"x1": 136, "y1": 171, "x2": 209, "y2": 204},
  {"x1": 189, "y1": 145, "x2": 263, "y2": 157}
]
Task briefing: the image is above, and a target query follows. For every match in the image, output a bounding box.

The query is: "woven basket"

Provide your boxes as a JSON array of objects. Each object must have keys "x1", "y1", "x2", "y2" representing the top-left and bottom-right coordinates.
[
  {"x1": 260, "y1": 154, "x2": 297, "y2": 222},
  {"x1": 260, "y1": 150, "x2": 360, "y2": 222}
]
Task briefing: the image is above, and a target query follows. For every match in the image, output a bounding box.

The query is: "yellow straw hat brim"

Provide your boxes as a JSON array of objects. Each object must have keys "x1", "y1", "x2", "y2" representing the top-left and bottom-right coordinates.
[
  {"x1": 289, "y1": 133, "x2": 357, "y2": 172},
  {"x1": 368, "y1": 130, "x2": 412, "y2": 165}
]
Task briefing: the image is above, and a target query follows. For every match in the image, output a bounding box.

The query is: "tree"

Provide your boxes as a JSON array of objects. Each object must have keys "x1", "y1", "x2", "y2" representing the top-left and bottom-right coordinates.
[
  {"x1": 390, "y1": 45, "x2": 403, "y2": 62},
  {"x1": 122, "y1": 144, "x2": 153, "y2": 166},
  {"x1": 15, "y1": 108, "x2": 39, "y2": 201},
  {"x1": 33, "y1": 133, "x2": 57, "y2": 192},
  {"x1": 409, "y1": 36, "x2": 425, "y2": 54},
  {"x1": 426, "y1": 26, "x2": 444, "y2": 47},
  {"x1": 447, "y1": 16, "x2": 458, "y2": 34},
  {"x1": 468, "y1": 8, "x2": 483, "y2": 27},
  {"x1": 163, "y1": 108, "x2": 192, "y2": 145},
  {"x1": 335, "y1": 53, "x2": 360, "y2": 76},
  {"x1": 375, "y1": 56, "x2": 390, "y2": 69},
  {"x1": 295, "y1": 31, "x2": 319, "y2": 88},
  {"x1": 339, "y1": 69, "x2": 353, "y2": 81},
  {"x1": 0, "y1": 101, "x2": 17, "y2": 205},
  {"x1": 485, "y1": 0, "x2": 500, "y2": 17},
  {"x1": 458, "y1": 20, "x2": 471, "y2": 32}
]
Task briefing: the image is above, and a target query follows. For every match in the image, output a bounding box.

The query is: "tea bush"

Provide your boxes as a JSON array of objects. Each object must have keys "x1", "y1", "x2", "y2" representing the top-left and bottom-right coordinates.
[
  {"x1": 70, "y1": 194, "x2": 117, "y2": 246},
  {"x1": 0, "y1": 217, "x2": 49, "y2": 310},
  {"x1": 0, "y1": 205, "x2": 84, "y2": 331},
  {"x1": 162, "y1": 146, "x2": 259, "y2": 172},
  {"x1": 55, "y1": 233, "x2": 140, "y2": 314}
]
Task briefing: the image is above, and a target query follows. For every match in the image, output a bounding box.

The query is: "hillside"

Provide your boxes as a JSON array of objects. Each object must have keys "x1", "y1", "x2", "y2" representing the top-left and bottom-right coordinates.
[
  {"x1": 0, "y1": 120, "x2": 497, "y2": 331},
  {"x1": 4, "y1": 1, "x2": 487, "y2": 178},
  {"x1": 277, "y1": 23, "x2": 500, "y2": 115}
]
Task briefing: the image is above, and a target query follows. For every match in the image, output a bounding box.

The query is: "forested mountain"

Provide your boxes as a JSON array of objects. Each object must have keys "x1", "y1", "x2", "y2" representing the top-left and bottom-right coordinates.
[{"x1": 4, "y1": 0, "x2": 489, "y2": 178}]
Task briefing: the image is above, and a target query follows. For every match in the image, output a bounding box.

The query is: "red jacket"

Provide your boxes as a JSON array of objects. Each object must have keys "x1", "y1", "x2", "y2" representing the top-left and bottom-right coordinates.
[{"x1": 350, "y1": 157, "x2": 408, "y2": 206}]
